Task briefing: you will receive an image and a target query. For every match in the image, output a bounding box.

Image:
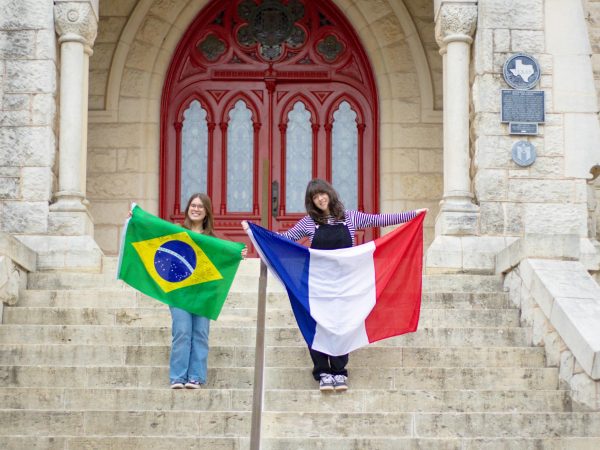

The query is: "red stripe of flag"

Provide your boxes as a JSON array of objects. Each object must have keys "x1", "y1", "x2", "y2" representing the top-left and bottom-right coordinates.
[{"x1": 365, "y1": 213, "x2": 425, "y2": 343}]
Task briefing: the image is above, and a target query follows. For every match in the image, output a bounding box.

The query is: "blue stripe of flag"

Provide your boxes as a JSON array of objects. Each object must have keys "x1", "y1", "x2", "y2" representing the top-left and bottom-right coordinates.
[{"x1": 247, "y1": 223, "x2": 316, "y2": 346}]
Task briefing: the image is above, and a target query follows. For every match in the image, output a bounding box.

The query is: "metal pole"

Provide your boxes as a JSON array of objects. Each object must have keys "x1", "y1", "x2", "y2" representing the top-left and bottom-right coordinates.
[{"x1": 249, "y1": 259, "x2": 268, "y2": 450}]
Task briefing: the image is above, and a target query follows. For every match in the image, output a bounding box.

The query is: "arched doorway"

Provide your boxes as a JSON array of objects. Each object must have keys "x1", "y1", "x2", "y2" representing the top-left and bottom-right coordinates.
[{"x1": 160, "y1": 0, "x2": 379, "y2": 251}]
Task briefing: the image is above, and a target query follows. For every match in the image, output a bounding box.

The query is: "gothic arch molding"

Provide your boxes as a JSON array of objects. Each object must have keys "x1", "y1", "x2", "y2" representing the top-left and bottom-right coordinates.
[{"x1": 91, "y1": 0, "x2": 439, "y2": 124}]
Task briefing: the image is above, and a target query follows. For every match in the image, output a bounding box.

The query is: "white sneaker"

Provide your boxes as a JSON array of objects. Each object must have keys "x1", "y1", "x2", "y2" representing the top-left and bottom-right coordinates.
[
  {"x1": 319, "y1": 373, "x2": 335, "y2": 391},
  {"x1": 170, "y1": 382, "x2": 184, "y2": 389},
  {"x1": 333, "y1": 375, "x2": 348, "y2": 391},
  {"x1": 185, "y1": 381, "x2": 202, "y2": 389}
]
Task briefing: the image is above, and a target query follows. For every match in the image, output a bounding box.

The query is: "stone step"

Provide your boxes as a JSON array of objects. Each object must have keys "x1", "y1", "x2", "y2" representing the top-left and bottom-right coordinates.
[
  {"x1": 0, "y1": 387, "x2": 571, "y2": 413},
  {"x1": 265, "y1": 346, "x2": 546, "y2": 368},
  {"x1": 0, "y1": 436, "x2": 248, "y2": 450},
  {"x1": 263, "y1": 307, "x2": 520, "y2": 328},
  {"x1": 259, "y1": 412, "x2": 600, "y2": 438},
  {"x1": 260, "y1": 437, "x2": 600, "y2": 450},
  {"x1": 17, "y1": 288, "x2": 260, "y2": 309},
  {"x1": 3, "y1": 436, "x2": 600, "y2": 450},
  {"x1": 0, "y1": 366, "x2": 557, "y2": 390},
  {"x1": 28, "y1": 270, "x2": 504, "y2": 293},
  {"x1": 262, "y1": 389, "x2": 572, "y2": 413},
  {"x1": 2, "y1": 306, "x2": 520, "y2": 328},
  {"x1": 0, "y1": 410, "x2": 251, "y2": 437},
  {"x1": 0, "y1": 344, "x2": 253, "y2": 367},
  {"x1": 27, "y1": 271, "x2": 260, "y2": 291},
  {"x1": 0, "y1": 344, "x2": 546, "y2": 368},
  {"x1": 2, "y1": 306, "x2": 257, "y2": 327},
  {"x1": 0, "y1": 387, "x2": 252, "y2": 411},
  {"x1": 266, "y1": 273, "x2": 505, "y2": 294},
  {"x1": 17, "y1": 288, "x2": 512, "y2": 310},
  {"x1": 0, "y1": 324, "x2": 530, "y2": 347},
  {"x1": 265, "y1": 367, "x2": 558, "y2": 390},
  {"x1": 103, "y1": 255, "x2": 261, "y2": 277},
  {"x1": 0, "y1": 365, "x2": 253, "y2": 389}
]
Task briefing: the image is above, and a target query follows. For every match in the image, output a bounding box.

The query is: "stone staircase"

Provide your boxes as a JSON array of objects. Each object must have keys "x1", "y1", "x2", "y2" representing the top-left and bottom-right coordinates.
[{"x1": 1, "y1": 258, "x2": 600, "y2": 449}]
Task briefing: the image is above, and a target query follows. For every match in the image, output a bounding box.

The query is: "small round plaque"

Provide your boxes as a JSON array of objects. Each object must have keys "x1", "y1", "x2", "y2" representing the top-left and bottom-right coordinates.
[
  {"x1": 503, "y1": 54, "x2": 541, "y2": 90},
  {"x1": 511, "y1": 141, "x2": 536, "y2": 167}
]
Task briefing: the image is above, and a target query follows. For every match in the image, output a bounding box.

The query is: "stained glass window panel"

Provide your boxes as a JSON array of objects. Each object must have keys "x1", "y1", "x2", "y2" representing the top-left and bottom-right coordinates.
[
  {"x1": 332, "y1": 101, "x2": 358, "y2": 210},
  {"x1": 285, "y1": 101, "x2": 312, "y2": 213},
  {"x1": 181, "y1": 100, "x2": 208, "y2": 207},
  {"x1": 227, "y1": 100, "x2": 254, "y2": 212}
]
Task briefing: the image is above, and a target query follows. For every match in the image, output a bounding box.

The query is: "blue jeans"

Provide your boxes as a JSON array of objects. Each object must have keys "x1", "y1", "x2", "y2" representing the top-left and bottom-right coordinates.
[{"x1": 169, "y1": 306, "x2": 210, "y2": 384}]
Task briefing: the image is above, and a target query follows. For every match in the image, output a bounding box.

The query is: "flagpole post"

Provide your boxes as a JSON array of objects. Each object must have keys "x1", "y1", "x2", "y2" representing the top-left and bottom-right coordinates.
[{"x1": 250, "y1": 259, "x2": 268, "y2": 450}]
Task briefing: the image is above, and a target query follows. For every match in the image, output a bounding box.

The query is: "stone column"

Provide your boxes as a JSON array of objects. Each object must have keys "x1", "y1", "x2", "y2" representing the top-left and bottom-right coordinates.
[
  {"x1": 434, "y1": 0, "x2": 479, "y2": 236},
  {"x1": 28, "y1": 0, "x2": 103, "y2": 271},
  {"x1": 51, "y1": 0, "x2": 97, "y2": 223}
]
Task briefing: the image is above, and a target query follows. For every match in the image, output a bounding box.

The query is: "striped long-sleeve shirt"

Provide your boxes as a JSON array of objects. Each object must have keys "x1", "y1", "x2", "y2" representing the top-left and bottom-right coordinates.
[{"x1": 280, "y1": 209, "x2": 417, "y2": 246}]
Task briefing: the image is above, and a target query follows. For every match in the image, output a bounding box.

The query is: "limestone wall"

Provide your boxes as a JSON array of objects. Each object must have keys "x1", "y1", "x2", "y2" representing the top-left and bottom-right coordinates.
[
  {"x1": 472, "y1": 0, "x2": 597, "y2": 238},
  {"x1": 0, "y1": 0, "x2": 57, "y2": 237},
  {"x1": 586, "y1": 0, "x2": 600, "y2": 111},
  {"x1": 87, "y1": 0, "x2": 443, "y2": 255},
  {"x1": 585, "y1": 0, "x2": 600, "y2": 243}
]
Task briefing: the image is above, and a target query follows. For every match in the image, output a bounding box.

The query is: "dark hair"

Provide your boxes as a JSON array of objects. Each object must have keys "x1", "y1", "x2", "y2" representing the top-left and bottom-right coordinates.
[
  {"x1": 183, "y1": 193, "x2": 215, "y2": 237},
  {"x1": 304, "y1": 179, "x2": 345, "y2": 224}
]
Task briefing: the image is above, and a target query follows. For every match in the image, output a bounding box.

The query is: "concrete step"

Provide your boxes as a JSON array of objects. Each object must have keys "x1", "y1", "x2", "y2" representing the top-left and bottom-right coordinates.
[
  {"x1": 0, "y1": 324, "x2": 531, "y2": 347},
  {"x1": 0, "y1": 387, "x2": 571, "y2": 413},
  {"x1": 260, "y1": 412, "x2": 600, "y2": 438},
  {"x1": 0, "y1": 365, "x2": 253, "y2": 389},
  {"x1": 264, "y1": 367, "x2": 558, "y2": 390},
  {"x1": 0, "y1": 344, "x2": 546, "y2": 368},
  {"x1": 2, "y1": 306, "x2": 520, "y2": 328},
  {"x1": 0, "y1": 410, "x2": 251, "y2": 437},
  {"x1": 262, "y1": 389, "x2": 572, "y2": 413}
]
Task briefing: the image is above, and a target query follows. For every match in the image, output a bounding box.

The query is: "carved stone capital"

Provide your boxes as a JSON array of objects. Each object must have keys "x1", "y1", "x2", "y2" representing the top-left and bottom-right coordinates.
[
  {"x1": 435, "y1": 2, "x2": 478, "y2": 48},
  {"x1": 54, "y1": 1, "x2": 98, "y2": 47}
]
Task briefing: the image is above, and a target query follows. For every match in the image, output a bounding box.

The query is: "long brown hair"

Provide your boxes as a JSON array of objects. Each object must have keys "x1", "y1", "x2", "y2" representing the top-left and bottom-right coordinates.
[
  {"x1": 183, "y1": 193, "x2": 215, "y2": 236},
  {"x1": 304, "y1": 179, "x2": 345, "y2": 224}
]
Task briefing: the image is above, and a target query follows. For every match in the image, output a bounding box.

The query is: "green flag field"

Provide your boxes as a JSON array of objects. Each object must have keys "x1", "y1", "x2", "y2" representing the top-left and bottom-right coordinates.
[{"x1": 117, "y1": 205, "x2": 245, "y2": 319}]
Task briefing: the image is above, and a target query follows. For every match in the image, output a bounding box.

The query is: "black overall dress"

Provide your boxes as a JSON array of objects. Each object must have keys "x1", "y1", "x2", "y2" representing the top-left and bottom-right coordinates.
[{"x1": 309, "y1": 222, "x2": 352, "y2": 379}]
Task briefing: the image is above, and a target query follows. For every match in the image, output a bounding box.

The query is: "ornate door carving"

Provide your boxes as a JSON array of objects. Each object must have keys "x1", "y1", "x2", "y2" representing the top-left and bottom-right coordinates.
[{"x1": 161, "y1": 0, "x2": 379, "y2": 251}]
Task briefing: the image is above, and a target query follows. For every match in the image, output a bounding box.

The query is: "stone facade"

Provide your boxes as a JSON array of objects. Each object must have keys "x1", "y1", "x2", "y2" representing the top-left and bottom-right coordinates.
[
  {"x1": 84, "y1": 0, "x2": 444, "y2": 254},
  {"x1": 0, "y1": 0, "x2": 57, "y2": 237},
  {"x1": 1, "y1": 0, "x2": 600, "y2": 444},
  {"x1": 0, "y1": 1, "x2": 598, "y2": 261}
]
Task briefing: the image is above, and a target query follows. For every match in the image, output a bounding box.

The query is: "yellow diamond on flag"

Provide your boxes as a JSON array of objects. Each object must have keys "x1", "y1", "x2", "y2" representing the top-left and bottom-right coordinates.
[{"x1": 131, "y1": 231, "x2": 223, "y2": 293}]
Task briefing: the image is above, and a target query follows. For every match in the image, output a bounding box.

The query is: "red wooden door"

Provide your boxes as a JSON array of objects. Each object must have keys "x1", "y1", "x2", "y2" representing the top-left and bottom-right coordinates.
[{"x1": 160, "y1": 0, "x2": 379, "y2": 253}]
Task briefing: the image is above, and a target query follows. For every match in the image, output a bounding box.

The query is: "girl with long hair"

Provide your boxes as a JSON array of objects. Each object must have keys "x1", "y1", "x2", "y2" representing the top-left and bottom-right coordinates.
[{"x1": 247, "y1": 179, "x2": 426, "y2": 392}]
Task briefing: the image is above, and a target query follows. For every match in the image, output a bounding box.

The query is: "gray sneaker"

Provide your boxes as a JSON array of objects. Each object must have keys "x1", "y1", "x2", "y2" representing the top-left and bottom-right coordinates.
[
  {"x1": 333, "y1": 375, "x2": 348, "y2": 391},
  {"x1": 319, "y1": 373, "x2": 335, "y2": 391}
]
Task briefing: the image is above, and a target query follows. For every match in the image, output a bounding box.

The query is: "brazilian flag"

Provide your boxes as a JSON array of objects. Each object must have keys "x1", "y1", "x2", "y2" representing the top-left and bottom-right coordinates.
[{"x1": 117, "y1": 205, "x2": 245, "y2": 319}]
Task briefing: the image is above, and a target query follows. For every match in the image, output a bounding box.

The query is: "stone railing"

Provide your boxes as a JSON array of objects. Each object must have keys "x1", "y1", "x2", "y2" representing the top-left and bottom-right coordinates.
[
  {"x1": 497, "y1": 235, "x2": 600, "y2": 410},
  {"x1": 0, "y1": 232, "x2": 36, "y2": 322}
]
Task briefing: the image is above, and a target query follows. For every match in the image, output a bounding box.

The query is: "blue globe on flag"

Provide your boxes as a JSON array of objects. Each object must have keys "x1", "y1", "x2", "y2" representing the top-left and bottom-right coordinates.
[{"x1": 154, "y1": 240, "x2": 197, "y2": 282}]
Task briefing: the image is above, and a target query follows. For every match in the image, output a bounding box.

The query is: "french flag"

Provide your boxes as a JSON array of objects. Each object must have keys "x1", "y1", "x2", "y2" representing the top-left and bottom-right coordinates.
[{"x1": 245, "y1": 213, "x2": 424, "y2": 356}]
